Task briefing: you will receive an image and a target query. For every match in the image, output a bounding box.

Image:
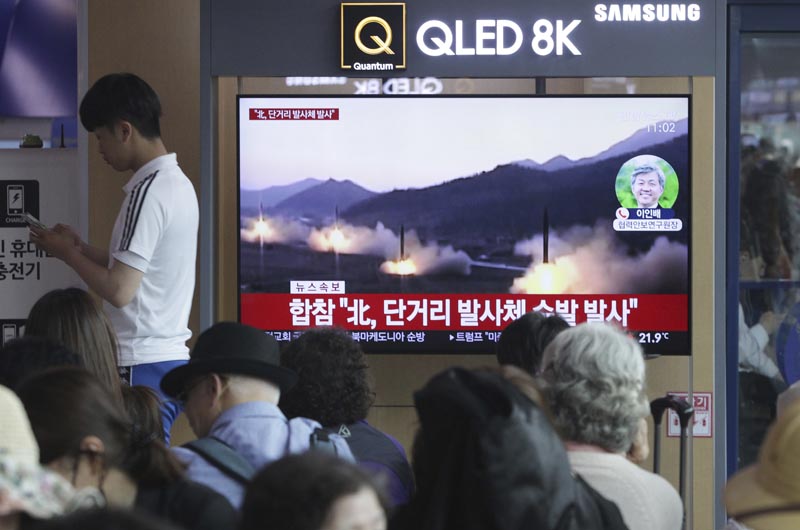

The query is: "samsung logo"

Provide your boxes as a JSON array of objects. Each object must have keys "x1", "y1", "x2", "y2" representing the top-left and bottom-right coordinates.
[{"x1": 594, "y1": 4, "x2": 701, "y2": 22}]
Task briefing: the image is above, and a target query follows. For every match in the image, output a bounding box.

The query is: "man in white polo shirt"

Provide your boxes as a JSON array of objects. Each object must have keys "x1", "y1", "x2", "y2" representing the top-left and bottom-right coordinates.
[{"x1": 30, "y1": 73, "x2": 198, "y2": 438}]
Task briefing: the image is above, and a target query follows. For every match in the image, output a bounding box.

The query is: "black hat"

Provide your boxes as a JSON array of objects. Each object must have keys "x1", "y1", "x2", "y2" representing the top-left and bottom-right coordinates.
[{"x1": 161, "y1": 322, "x2": 297, "y2": 397}]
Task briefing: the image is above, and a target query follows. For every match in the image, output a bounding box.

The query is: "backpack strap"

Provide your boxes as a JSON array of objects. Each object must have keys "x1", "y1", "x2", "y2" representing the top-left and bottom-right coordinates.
[
  {"x1": 309, "y1": 428, "x2": 338, "y2": 455},
  {"x1": 182, "y1": 437, "x2": 256, "y2": 486}
]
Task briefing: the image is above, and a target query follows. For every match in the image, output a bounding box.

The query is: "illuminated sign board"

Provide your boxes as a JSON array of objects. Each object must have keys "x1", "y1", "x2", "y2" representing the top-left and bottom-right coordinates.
[
  {"x1": 341, "y1": 3, "x2": 406, "y2": 71},
  {"x1": 211, "y1": 0, "x2": 715, "y2": 77}
]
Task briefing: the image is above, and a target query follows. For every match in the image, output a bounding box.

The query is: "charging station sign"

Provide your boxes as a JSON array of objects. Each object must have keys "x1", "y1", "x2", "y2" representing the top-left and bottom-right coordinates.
[{"x1": 1, "y1": 180, "x2": 39, "y2": 228}]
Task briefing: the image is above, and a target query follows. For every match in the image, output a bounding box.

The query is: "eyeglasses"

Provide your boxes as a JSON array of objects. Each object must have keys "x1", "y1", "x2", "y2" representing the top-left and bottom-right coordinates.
[
  {"x1": 175, "y1": 377, "x2": 206, "y2": 407},
  {"x1": 174, "y1": 374, "x2": 230, "y2": 407}
]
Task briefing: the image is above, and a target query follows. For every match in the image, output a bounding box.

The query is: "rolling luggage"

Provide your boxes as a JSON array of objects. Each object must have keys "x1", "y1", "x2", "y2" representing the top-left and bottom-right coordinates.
[{"x1": 650, "y1": 395, "x2": 695, "y2": 530}]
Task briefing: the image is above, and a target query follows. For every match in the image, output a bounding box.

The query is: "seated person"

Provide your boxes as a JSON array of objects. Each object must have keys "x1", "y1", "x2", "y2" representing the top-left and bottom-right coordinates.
[
  {"x1": 724, "y1": 401, "x2": 800, "y2": 529},
  {"x1": 540, "y1": 323, "x2": 682, "y2": 530},
  {"x1": 121, "y1": 385, "x2": 168, "y2": 444},
  {"x1": 161, "y1": 322, "x2": 353, "y2": 509},
  {"x1": 390, "y1": 365, "x2": 628, "y2": 530},
  {"x1": 280, "y1": 328, "x2": 413, "y2": 506},
  {"x1": 25, "y1": 287, "x2": 123, "y2": 403},
  {"x1": 495, "y1": 311, "x2": 569, "y2": 376},
  {"x1": 240, "y1": 452, "x2": 388, "y2": 530},
  {"x1": 738, "y1": 246, "x2": 786, "y2": 466},
  {"x1": 17, "y1": 368, "x2": 237, "y2": 530},
  {"x1": 631, "y1": 163, "x2": 665, "y2": 208},
  {"x1": 738, "y1": 303, "x2": 783, "y2": 380}
]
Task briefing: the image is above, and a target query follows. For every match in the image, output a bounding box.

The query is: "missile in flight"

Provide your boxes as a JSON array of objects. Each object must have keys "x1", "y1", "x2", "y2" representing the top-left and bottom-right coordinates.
[
  {"x1": 542, "y1": 208, "x2": 549, "y2": 264},
  {"x1": 400, "y1": 224, "x2": 405, "y2": 261}
]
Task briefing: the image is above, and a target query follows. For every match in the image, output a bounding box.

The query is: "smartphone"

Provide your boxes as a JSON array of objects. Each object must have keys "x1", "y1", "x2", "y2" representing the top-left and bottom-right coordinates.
[
  {"x1": 7, "y1": 185, "x2": 24, "y2": 214},
  {"x1": 24, "y1": 212, "x2": 46, "y2": 230},
  {"x1": 2, "y1": 324, "x2": 17, "y2": 346}
]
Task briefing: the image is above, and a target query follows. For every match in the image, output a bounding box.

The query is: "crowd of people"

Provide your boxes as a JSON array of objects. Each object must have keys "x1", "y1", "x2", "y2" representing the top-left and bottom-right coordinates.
[{"x1": 4, "y1": 287, "x2": 799, "y2": 529}]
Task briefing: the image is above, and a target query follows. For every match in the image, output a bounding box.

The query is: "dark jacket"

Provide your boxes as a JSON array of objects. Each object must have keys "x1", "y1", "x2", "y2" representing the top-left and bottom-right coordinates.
[
  {"x1": 390, "y1": 367, "x2": 629, "y2": 530},
  {"x1": 136, "y1": 478, "x2": 238, "y2": 530}
]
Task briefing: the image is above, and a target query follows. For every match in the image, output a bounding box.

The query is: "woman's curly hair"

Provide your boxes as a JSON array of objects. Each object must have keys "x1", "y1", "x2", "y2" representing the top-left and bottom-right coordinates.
[
  {"x1": 279, "y1": 328, "x2": 375, "y2": 426},
  {"x1": 540, "y1": 323, "x2": 649, "y2": 453}
]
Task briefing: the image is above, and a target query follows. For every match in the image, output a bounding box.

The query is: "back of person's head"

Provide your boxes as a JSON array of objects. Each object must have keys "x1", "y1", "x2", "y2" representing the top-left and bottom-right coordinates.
[
  {"x1": 79, "y1": 73, "x2": 162, "y2": 138},
  {"x1": 121, "y1": 386, "x2": 165, "y2": 442},
  {"x1": 31, "y1": 508, "x2": 182, "y2": 530},
  {"x1": 280, "y1": 328, "x2": 374, "y2": 426},
  {"x1": 725, "y1": 401, "x2": 800, "y2": 529},
  {"x1": 25, "y1": 288, "x2": 121, "y2": 400},
  {"x1": 16, "y1": 368, "x2": 182, "y2": 487},
  {"x1": 240, "y1": 452, "x2": 388, "y2": 530},
  {"x1": 496, "y1": 312, "x2": 570, "y2": 375},
  {"x1": 401, "y1": 366, "x2": 626, "y2": 530},
  {"x1": 120, "y1": 384, "x2": 185, "y2": 485},
  {"x1": 540, "y1": 322, "x2": 648, "y2": 453},
  {"x1": 0, "y1": 336, "x2": 82, "y2": 391}
]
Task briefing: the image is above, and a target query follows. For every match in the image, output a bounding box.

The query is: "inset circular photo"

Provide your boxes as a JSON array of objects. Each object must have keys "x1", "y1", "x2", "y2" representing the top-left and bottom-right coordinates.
[{"x1": 615, "y1": 154, "x2": 679, "y2": 209}]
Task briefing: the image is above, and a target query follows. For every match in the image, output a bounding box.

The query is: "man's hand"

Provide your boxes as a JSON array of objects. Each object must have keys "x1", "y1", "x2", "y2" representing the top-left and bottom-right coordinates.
[
  {"x1": 52, "y1": 223, "x2": 83, "y2": 248},
  {"x1": 46, "y1": 224, "x2": 109, "y2": 267},
  {"x1": 31, "y1": 223, "x2": 143, "y2": 308},
  {"x1": 29, "y1": 225, "x2": 80, "y2": 261}
]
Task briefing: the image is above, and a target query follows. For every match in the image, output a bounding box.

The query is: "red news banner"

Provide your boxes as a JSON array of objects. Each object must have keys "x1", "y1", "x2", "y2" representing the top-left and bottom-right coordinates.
[
  {"x1": 249, "y1": 108, "x2": 339, "y2": 121},
  {"x1": 241, "y1": 294, "x2": 687, "y2": 332}
]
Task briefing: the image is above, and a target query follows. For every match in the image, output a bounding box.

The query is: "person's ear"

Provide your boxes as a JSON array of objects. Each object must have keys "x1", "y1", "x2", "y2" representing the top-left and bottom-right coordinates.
[
  {"x1": 79, "y1": 435, "x2": 106, "y2": 474},
  {"x1": 117, "y1": 120, "x2": 133, "y2": 143},
  {"x1": 209, "y1": 373, "x2": 227, "y2": 400}
]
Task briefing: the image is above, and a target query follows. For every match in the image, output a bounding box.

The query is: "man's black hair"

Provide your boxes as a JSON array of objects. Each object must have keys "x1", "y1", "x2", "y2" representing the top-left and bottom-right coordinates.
[
  {"x1": 79, "y1": 73, "x2": 162, "y2": 138},
  {"x1": 0, "y1": 335, "x2": 82, "y2": 391},
  {"x1": 496, "y1": 311, "x2": 570, "y2": 375}
]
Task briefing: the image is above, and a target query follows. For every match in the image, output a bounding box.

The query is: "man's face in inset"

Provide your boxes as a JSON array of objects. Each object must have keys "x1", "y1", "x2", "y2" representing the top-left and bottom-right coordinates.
[{"x1": 632, "y1": 171, "x2": 664, "y2": 208}]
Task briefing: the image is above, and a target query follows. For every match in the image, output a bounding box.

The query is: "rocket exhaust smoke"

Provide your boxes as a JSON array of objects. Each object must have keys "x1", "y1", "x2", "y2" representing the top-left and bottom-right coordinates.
[
  {"x1": 512, "y1": 223, "x2": 688, "y2": 294},
  {"x1": 238, "y1": 210, "x2": 473, "y2": 280}
]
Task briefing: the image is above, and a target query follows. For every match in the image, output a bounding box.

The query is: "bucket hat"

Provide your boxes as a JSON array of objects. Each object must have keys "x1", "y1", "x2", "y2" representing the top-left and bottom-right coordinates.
[
  {"x1": 0, "y1": 385, "x2": 73, "y2": 518},
  {"x1": 725, "y1": 401, "x2": 800, "y2": 529}
]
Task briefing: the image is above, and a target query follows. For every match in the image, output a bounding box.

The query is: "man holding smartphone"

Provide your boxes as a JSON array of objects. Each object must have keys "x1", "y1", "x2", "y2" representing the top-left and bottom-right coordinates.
[{"x1": 30, "y1": 73, "x2": 199, "y2": 439}]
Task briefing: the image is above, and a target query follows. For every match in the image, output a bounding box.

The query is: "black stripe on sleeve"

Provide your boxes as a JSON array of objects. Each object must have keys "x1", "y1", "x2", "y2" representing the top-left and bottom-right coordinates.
[
  {"x1": 119, "y1": 179, "x2": 146, "y2": 251},
  {"x1": 120, "y1": 171, "x2": 159, "y2": 251}
]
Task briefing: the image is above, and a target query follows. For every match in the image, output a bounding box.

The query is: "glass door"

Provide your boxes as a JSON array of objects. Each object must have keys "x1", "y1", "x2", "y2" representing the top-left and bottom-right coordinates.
[{"x1": 728, "y1": 5, "x2": 800, "y2": 473}]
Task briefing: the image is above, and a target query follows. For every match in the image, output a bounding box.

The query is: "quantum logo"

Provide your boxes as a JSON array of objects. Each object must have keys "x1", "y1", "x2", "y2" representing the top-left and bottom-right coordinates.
[{"x1": 341, "y1": 3, "x2": 406, "y2": 71}]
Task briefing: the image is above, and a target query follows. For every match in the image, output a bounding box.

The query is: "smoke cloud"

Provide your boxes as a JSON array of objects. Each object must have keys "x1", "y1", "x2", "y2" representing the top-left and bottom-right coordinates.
[
  {"x1": 307, "y1": 221, "x2": 471, "y2": 276},
  {"x1": 240, "y1": 215, "x2": 310, "y2": 244},
  {"x1": 512, "y1": 223, "x2": 688, "y2": 294}
]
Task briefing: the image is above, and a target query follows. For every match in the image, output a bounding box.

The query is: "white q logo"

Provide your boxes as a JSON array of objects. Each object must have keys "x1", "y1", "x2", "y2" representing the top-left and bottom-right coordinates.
[{"x1": 355, "y1": 16, "x2": 395, "y2": 55}]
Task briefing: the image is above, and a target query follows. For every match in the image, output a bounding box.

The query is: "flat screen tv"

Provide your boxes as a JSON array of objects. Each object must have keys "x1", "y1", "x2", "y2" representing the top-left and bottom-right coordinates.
[{"x1": 238, "y1": 95, "x2": 691, "y2": 356}]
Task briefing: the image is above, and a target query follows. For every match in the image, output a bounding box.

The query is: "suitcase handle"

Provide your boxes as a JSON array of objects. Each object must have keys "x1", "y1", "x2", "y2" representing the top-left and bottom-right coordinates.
[
  {"x1": 651, "y1": 395, "x2": 695, "y2": 429},
  {"x1": 650, "y1": 394, "x2": 695, "y2": 530}
]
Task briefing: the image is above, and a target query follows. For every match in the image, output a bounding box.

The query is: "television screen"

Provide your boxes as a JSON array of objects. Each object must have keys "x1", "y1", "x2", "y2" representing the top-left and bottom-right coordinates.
[{"x1": 238, "y1": 95, "x2": 691, "y2": 356}]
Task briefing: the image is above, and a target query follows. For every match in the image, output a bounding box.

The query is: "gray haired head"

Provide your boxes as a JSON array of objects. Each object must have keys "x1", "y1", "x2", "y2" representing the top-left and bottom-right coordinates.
[
  {"x1": 540, "y1": 323, "x2": 649, "y2": 453},
  {"x1": 631, "y1": 163, "x2": 666, "y2": 188}
]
